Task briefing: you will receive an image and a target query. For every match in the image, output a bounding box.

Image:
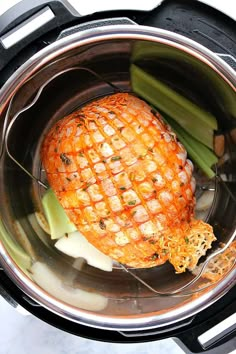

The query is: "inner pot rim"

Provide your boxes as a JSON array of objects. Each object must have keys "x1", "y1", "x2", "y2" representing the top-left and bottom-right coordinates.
[{"x1": 0, "y1": 25, "x2": 235, "y2": 331}]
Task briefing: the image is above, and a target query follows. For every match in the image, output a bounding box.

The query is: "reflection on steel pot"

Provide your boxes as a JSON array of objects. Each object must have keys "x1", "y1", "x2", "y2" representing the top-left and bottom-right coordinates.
[{"x1": 0, "y1": 23, "x2": 235, "y2": 339}]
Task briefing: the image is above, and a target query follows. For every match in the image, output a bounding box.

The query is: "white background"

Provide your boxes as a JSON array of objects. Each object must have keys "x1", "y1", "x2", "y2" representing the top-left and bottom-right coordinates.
[
  {"x1": 0, "y1": 295, "x2": 185, "y2": 354},
  {"x1": 0, "y1": 1, "x2": 235, "y2": 354}
]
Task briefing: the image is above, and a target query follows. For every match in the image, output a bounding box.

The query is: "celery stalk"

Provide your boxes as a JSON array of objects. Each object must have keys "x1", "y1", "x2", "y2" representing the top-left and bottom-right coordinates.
[
  {"x1": 131, "y1": 64, "x2": 217, "y2": 149},
  {"x1": 42, "y1": 189, "x2": 77, "y2": 239},
  {"x1": 0, "y1": 219, "x2": 31, "y2": 272},
  {"x1": 163, "y1": 115, "x2": 217, "y2": 178}
]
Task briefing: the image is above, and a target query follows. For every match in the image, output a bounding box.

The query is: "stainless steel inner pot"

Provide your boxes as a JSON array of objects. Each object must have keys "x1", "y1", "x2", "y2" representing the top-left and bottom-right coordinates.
[{"x1": 0, "y1": 25, "x2": 235, "y2": 331}]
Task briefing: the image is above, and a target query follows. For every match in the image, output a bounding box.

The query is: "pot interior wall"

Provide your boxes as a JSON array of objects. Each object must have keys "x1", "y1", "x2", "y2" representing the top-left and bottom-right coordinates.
[{"x1": 0, "y1": 36, "x2": 235, "y2": 321}]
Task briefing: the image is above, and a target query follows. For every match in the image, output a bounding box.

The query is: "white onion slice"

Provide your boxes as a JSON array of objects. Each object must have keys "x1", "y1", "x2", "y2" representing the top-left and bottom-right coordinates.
[
  {"x1": 55, "y1": 231, "x2": 113, "y2": 272},
  {"x1": 31, "y1": 262, "x2": 108, "y2": 311},
  {"x1": 196, "y1": 191, "x2": 214, "y2": 211}
]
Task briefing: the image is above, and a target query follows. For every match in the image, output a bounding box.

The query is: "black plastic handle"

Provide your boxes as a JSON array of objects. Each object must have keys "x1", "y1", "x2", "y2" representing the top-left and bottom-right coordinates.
[
  {"x1": 175, "y1": 294, "x2": 236, "y2": 353},
  {"x1": 143, "y1": 0, "x2": 236, "y2": 69},
  {"x1": 175, "y1": 336, "x2": 236, "y2": 354},
  {"x1": 119, "y1": 304, "x2": 236, "y2": 353},
  {"x1": 118, "y1": 285, "x2": 236, "y2": 353},
  {"x1": 0, "y1": 0, "x2": 80, "y2": 71}
]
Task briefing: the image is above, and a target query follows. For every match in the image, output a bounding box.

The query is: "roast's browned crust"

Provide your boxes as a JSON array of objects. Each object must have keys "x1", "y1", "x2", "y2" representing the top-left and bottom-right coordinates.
[{"x1": 41, "y1": 93, "x2": 216, "y2": 271}]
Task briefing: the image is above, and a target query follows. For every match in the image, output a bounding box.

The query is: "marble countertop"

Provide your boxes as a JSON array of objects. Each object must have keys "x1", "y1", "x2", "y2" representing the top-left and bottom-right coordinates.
[{"x1": 0, "y1": 297, "x2": 185, "y2": 354}]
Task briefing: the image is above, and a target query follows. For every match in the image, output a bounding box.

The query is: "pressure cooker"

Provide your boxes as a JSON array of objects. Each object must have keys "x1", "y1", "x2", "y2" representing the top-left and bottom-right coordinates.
[{"x1": 0, "y1": 1, "x2": 235, "y2": 353}]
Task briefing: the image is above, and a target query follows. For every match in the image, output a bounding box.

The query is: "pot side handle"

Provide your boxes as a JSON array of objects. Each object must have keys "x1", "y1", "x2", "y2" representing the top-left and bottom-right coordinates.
[
  {"x1": 119, "y1": 286, "x2": 236, "y2": 353},
  {"x1": 142, "y1": 0, "x2": 236, "y2": 71},
  {"x1": 0, "y1": 0, "x2": 80, "y2": 71},
  {"x1": 174, "y1": 298, "x2": 236, "y2": 353}
]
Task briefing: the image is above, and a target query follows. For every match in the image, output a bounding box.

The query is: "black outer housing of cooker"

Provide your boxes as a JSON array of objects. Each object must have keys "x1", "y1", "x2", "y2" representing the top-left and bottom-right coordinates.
[
  {"x1": 0, "y1": 268, "x2": 235, "y2": 353},
  {"x1": 0, "y1": 0, "x2": 235, "y2": 353}
]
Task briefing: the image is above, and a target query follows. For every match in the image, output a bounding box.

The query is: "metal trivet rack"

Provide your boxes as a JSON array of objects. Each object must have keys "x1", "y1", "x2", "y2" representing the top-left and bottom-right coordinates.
[{"x1": 1, "y1": 65, "x2": 235, "y2": 297}]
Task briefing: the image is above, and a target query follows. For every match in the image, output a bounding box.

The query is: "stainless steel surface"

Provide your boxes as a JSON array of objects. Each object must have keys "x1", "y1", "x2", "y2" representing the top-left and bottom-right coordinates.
[
  {"x1": 0, "y1": 25, "x2": 235, "y2": 331},
  {"x1": 3, "y1": 62, "x2": 235, "y2": 297},
  {"x1": 1, "y1": 65, "x2": 121, "y2": 189}
]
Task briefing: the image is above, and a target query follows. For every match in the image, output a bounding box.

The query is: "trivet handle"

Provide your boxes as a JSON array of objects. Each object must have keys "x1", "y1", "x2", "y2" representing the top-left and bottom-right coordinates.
[{"x1": 0, "y1": 0, "x2": 79, "y2": 71}]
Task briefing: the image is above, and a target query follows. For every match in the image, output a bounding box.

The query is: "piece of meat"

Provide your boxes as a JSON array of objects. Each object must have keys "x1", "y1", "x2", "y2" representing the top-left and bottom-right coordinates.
[{"x1": 41, "y1": 93, "x2": 216, "y2": 272}]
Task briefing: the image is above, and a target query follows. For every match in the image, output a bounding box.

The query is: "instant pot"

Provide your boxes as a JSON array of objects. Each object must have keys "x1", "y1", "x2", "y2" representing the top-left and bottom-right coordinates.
[{"x1": 0, "y1": 1, "x2": 235, "y2": 353}]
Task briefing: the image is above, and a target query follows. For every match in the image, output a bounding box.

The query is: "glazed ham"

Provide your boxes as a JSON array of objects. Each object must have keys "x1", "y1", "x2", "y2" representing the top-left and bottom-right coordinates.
[{"x1": 41, "y1": 93, "x2": 216, "y2": 272}]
